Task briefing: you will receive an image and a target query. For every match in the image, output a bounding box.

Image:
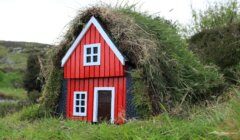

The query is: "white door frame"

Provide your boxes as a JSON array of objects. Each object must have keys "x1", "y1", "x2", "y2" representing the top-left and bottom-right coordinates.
[{"x1": 93, "y1": 87, "x2": 115, "y2": 123}]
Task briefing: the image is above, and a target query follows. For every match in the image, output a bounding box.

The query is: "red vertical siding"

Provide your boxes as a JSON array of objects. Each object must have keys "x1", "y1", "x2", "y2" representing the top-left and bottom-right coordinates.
[
  {"x1": 66, "y1": 77, "x2": 126, "y2": 124},
  {"x1": 63, "y1": 23, "x2": 126, "y2": 124},
  {"x1": 84, "y1": 29, "x2": 90, "y2": 78},
  {"x1": 95, "y1": 26, "x2": 100, "y2": 78},
  {"x1": 63, "y1": 24, "x2": 124, "y2": 79},
  {"x1": 89, "y1": 25, "x2": 95, "y2": 77}
]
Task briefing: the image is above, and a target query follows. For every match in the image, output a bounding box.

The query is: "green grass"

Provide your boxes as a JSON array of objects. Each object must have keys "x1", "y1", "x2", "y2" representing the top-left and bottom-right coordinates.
[
  {"x1": 0, "y1": 71, "x2": 23, "y2": 88},
  {"x1": 7, "y1": 53, "x2": 27, "y2": 70},
  {"x1": 0, "y1": 87, "x2": 26, "y2": 100},
  {"x1": 0, "y1": 40, "x2": 50, "y2": 71},
  {"x1": 0, "y1": 71, "x2": 26, "y2": 100},
  {"x1": 0, "y1": 89, "x2": 239, "y2": 140},
  {"x1": 0, "y1": 45, "x2": 8, "y2": 57},
  {"x1": 0, "y1": 102, "x2": 23, "y2": 117}
]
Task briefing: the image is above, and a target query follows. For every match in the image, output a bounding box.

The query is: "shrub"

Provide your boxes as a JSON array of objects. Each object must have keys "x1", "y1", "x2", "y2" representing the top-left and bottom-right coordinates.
[
  {"x1": 19, "y1": 104, "x2": 49, "y2": 121},
  {"x1": 23, "y1": 53, "x2": 43, "y2": 92},
  {"x1": 191, "y1": 0, "x2": 240, "y2": 33},
  {"x1": 27, "y1": 90, "x2": 41, "y2": 103},
  {"x1": 190, "y1": 24, "x2": 240, "y2": 69},
  {"x1": 189, "y1": 0, "x2": 240, "y2": 83},
  {"x1": 23, "y1": 53, "x2": 45, "y2": 103},
  {"x1": 0, "y1": 70, "x2": 3, "y2": 82}
]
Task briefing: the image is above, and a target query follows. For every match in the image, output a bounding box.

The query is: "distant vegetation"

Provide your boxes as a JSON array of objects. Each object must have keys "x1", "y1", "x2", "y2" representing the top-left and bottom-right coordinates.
[
  {"x1": 189, "y1": 0, "x2": 240, "y2": 84},
  {"x1": 23, "y1": 53, "x2": 45, "y2": 103},
  {"x1": 0, "y1": 40, "x2": 50, "y2": 99},
  {"x1": 0, "y1": 40, "x2": 50, "y2": 72}
]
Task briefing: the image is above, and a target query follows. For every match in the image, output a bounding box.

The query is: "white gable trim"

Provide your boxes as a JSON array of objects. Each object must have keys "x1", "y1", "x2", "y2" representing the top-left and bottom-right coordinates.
[{"x1": 61, "y1": 16, "x2": 125, "y2": 67}]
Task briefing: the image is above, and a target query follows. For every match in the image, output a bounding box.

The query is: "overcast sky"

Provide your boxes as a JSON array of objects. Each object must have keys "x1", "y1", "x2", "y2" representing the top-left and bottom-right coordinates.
[{"x1": 0, "y1": 0, "x2": 228, "y2": 44}]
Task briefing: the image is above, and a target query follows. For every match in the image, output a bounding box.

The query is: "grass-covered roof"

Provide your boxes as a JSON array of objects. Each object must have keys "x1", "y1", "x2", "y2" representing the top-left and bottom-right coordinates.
[{"x1": 40, "y1": 6, "x2": 224, "y2": 116}]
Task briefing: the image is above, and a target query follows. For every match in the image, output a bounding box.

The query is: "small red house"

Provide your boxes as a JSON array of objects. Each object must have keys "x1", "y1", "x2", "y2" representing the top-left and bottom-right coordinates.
[{"x1": 61, "y1": 16, "x2": 127, "y2": 124}]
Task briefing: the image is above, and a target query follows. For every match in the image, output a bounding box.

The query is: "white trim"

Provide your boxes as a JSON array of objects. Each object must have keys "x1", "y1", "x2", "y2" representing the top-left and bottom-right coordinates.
[
  {"x1": 73, "y1": 91, "x2": 88, "y2": 116},
  {"x1": 93, "y1": 87, "x2": 115, "y2": 123},
  {"x1": 83, "y1": 43, "x2": 101, "y2": 66},
  {"x1": 61, "y1": 16, "x2": 125, "y2": 67}
]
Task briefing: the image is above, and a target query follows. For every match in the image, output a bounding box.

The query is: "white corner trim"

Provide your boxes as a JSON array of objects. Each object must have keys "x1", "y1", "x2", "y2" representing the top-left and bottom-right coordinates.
[
  {"x1": 93, "y1": 87, "x2": 115, "y2": 124},
  {"x1": 73, "y1": 91, "x2": 88, "y2": 117},
  {"x1": 61, "y1": 16, "x2": 125, "y2": 67}
]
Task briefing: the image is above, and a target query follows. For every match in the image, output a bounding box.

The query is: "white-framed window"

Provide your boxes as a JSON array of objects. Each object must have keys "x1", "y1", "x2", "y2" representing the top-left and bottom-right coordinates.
[
  {"x1": 73, "y1": 91, "x2": 87, "y2": 116},
  {"x1": 83, "y1": 43, "x2": 101, "y2": 66}
]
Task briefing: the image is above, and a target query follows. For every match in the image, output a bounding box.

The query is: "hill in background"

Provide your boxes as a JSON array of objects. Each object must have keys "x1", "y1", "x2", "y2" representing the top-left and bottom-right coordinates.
[
  {"x1": 0, "y1": 40, "x2": 51, "y2": 72},
  {"x1": 0, "y1": 40, "x2": 51, "y2": 96}
]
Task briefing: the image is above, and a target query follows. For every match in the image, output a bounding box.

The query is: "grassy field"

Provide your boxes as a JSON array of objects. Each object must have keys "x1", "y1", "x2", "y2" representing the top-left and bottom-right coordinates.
[
  {"x1": 0, "y1": 87, "x2": 26, "y2": 100},
  {"x1": 0, "y1": 71, "x2": 26, "y2": 100},
  {"x1": 0, "y1": 41, "x2": 49, "y2": 100},
  {"x1": 0, "y1": 41, "x2": 50, "y2": 71},
  {"x1": 0, "y1": 89, "x2": 239, "y2": 140}
]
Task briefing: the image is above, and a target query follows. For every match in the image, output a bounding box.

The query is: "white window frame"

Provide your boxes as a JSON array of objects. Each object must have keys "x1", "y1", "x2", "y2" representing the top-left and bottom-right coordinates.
[
  {"x1": 83, "y1": 43, "x2": 101, "y2": 66},
  {"x1": 73, "y1": 91, "x2": 88, "y2": 116},
  {"x1": 93, "y1": 87, "x2": 115, "y2": 123}
]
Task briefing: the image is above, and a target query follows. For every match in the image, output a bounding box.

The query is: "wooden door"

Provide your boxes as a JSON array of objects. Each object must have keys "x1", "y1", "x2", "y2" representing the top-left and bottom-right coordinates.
[{"x1": 97, "y1": 90, "x2": 112, "y2": 122}]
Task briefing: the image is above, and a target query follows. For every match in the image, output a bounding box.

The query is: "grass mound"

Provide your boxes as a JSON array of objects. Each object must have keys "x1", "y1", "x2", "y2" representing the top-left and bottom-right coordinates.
[{"x1": 40, "y1": 6, "x2": 224, "y2": 116}]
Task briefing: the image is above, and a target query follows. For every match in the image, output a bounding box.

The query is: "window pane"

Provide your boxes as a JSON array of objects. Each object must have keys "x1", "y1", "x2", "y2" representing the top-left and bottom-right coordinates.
[
  {"x1": 93, "y1": 55, "x2": 98, "y2": 62},
  {"x1": 81, "y1": 100, "x2": 85, "y2": 106},
  {"x1": 86, "y1": 48, "x2": 91, "y2": 54},
  {"x1": 86, "y1": 56, "x2": 91, "y2": 63},
  {"x1": 93, "y1": 47, "x2": 98, "y2": 54},
  {"x1": 81, "y1": 94, "x2": 85, "y2": 99},
  {"x1": 81, "y1": 107, "x2": 85, "y2": 113},
  {"x1": 76, "y1": 100, "x2": 79, "y2": 105},
  {"x1": 76, "y1": 107, "x2": 79, "y2": 112},
  {"x1": 76, "y1": 94, "x2": 80, "y2": 99}
]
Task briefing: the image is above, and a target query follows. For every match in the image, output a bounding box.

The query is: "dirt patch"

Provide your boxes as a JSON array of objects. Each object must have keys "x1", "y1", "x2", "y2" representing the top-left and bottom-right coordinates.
[{"x1": 0, "y1": 92, "x2": 14, "y2": 100}]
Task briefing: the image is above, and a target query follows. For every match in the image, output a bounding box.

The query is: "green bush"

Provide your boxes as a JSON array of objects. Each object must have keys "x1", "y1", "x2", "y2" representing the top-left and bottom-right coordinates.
[
  {"x1": 223, "y1": 63, "x2": 240, "y2": 84},
  {"x1": 189, "y1": 0, "x2": 240, "y2": 84},
  {"x1": 27, "y1": 90, "x2": 41, "y2": 103},
  {"x1": 19, "y1": 104, "x2": 49, "y2": 121},
  {"x1": 23, "y1": 53, "x2": 45, "y2": 103},
  {"x1": 190, "y1": 24, "x2": 240, "y2": 69},
  {"x1": 0, "y1": 71, "x2": 3, "y2": 82},
  {"x1": 191, "y1": 0, "x2": 240, "y2": 32}
]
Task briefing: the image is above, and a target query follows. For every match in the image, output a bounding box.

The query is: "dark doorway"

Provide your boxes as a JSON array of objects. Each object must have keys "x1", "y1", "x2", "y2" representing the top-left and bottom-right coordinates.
[{"x1": 97, "y1": 90, "x2": 112, "y2": 122}]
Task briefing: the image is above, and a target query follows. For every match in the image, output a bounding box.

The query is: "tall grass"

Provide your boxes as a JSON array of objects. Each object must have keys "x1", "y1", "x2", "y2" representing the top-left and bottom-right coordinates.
[{"x1": 0, "y1": 88, "x2": 239, "y2": 139}]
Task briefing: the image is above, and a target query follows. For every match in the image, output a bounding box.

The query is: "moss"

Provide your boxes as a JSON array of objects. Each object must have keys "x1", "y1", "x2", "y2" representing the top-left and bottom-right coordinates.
[
  {"x1": 40, "y1": 67, "x2": 63, "y2": 114},
  {"x1": 131, "y1": 70, "x2": 152, "y2": 117}
]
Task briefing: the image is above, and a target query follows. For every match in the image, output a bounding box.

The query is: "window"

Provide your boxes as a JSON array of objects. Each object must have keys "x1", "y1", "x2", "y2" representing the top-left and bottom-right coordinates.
[
  {"x1": 83, "y1": 43, "x2": 101, "y2": 66},
  {"x1": 73, "y1": 91, "x2": 87, "y2": 116}
]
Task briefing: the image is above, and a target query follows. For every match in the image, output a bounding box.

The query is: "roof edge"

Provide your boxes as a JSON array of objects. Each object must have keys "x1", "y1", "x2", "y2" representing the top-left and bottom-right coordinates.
[{"x1": 61, "y1": 16, "x2": 125, "y2": 67}]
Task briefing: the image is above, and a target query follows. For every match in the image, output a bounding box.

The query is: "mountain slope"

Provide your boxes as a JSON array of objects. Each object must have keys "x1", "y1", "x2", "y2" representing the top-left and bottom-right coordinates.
[{"x1": 0, "y1": 40, "x2": 51, "y2": 72}]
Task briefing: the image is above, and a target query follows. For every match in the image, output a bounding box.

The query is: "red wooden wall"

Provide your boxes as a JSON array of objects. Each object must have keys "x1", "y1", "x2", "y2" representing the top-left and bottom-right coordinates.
[
  {"x1": 66, "y1": 77, "x2": 126, "y2": 124},
  {"x1": 64, "y1": 24, "x2": 124, "y2": 79}
]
